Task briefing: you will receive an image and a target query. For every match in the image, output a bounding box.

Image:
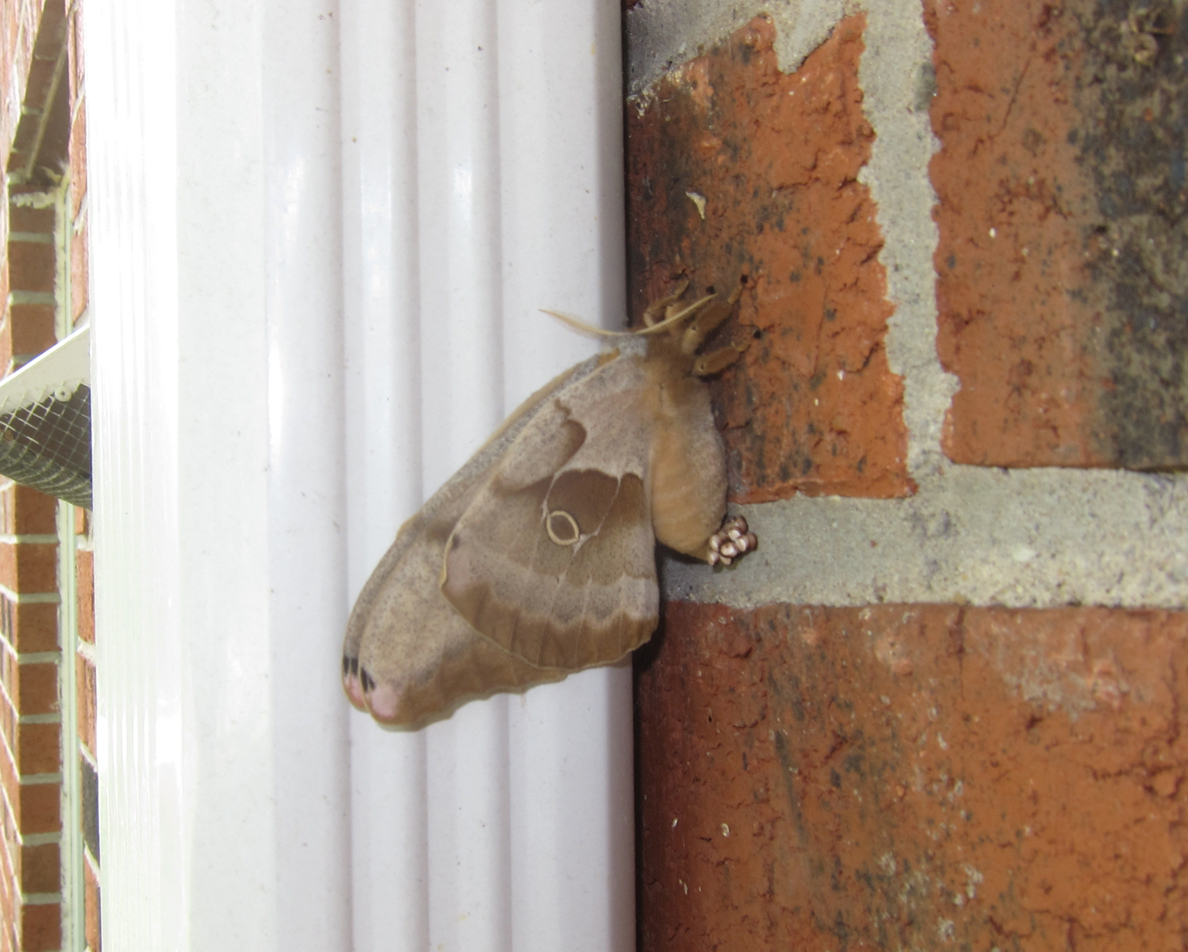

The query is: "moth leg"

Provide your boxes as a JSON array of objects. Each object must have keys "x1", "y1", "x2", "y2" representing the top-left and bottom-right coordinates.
[
  {"x1": 706, "y1": 515, "x2": 757, "y2": 567},
  {"x1": 642, "y1": 279, "x2": 690, "y2": 327},
  {"x1": 693, "y1": 341, "x2": 748, "y2": 377},
  {"x1": 681, "y1": 280, "x2": 743, "y2": 353}
]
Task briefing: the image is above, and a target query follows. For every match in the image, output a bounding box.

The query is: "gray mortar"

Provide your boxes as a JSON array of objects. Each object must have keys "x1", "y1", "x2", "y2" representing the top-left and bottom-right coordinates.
[
  {"x1": 857, "y1": 1, "x2": 956, "y2": 478},
  {"x1": 626, "y1": 0, "x2": 844, "y2": 102},
  {"x1": 629, "y1": 0, "x2": 1188, "y2": 610},
  {"x1": 664, "y1": 468, "x2": 1188, "y2": 609}
]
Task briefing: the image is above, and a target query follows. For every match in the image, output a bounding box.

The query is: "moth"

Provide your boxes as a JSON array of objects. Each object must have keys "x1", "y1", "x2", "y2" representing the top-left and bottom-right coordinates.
[{"x1": 342, "y1": 279, "x2": 757, "y2": 729}]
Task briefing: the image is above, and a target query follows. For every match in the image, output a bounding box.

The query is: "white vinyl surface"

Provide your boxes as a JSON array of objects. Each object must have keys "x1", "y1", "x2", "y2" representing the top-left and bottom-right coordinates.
[{"x1": 86, "y1": 0, "x2": 631, "y2": 949}]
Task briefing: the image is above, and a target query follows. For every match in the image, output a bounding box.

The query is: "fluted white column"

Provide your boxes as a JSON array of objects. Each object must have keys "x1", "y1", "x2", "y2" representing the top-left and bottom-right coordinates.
[
  {"x1": 87, "y1": 1, "x2": 350, "y2": 948},
  {"x1": 342, "y1": 1, "x2": 631, "y2": 951},
  {"x1": 89, "y1": 0, "x2": 629, "y2": 948}
]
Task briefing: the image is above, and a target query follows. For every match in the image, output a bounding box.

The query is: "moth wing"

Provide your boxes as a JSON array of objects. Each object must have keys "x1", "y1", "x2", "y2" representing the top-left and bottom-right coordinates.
[
  {"x1": 343, "y1": 354, "x2": 606, "y2": 729},
  {"x1": 442, "y1": 355, "x2": 661, "y2": 670}
]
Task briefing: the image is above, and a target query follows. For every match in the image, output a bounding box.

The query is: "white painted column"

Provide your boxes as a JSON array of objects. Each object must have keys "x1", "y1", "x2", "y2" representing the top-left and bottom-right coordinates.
[
  {"x1": 341, "y1": 1, "x2": 631, "y2": 951},
  {"x1": 87, "y1": 1, "x2": 350, "y2": 949},
  {"x1": 90, "y1": 0, "x2": 631, "y2": 949}
]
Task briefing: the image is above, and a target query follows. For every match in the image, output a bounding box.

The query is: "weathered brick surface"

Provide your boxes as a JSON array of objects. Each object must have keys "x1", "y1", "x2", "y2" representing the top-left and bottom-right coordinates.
[
  {"x1": 16, "y1": 782, "x2": 58, "y2": 835},
  {"x1": 6, "y1": 240, "x2": 54, "y2": 294},
  {"x1": 0, "y1": 542, "x2": 58, "y2": 593},
  {"x1": 0, "y1": 838, "x2": 13, "y2": 952},
  {"x1": 15, "y1": 722, "x2": 57, "y2": 776},
  {"x1": 6, "y1": 302, "x2": 58, "y2": 360},
  {"x1": 69, "y1": 100, "x2": 85, "y2": 220},
  {"x1": 0, "y1": 0, "x2": 43, "y2": 160},
  {"x1": 0, "y1": 658, "x2": 57, "y2": 716},
  {"x1": 638, "y1": 602, "x2": 1188, "y2": 951},
  {"x1": 19, "y1": 841, "x2": 56, "y2": 893},
  {"x1": 930, "y1": 0, "x2": 1188, "y2": 468},
  {"x1": 1, "y1": 3, "x2": 85, "y2": 951},
  {"x1": 76, "y1": 545, "x2": 93, "y2": 644},
  {"x1": 76, "y1": 653, "x2": 94, "y2": 754},
  {"x1": 3, "y1": 600, "x2": 58, "y2": 655},
  {"x1": 69, "y1": 214, "x2": 87, "y2": 321},
  {"x1": 7, "y1": 206, "x2": 52, "y2": 234},
  {"x1": 0, "y1": 483, "x2": 58, "y2": 535},
  {"x1": 83, "y1": 853, "x2": 99, "y2": 952},
  {"x1": 19, "y1": 902, "x2": 59, "y2": 952},
  {"x1": 627, "y1": 15, "x2": 910, "y2": 502}
]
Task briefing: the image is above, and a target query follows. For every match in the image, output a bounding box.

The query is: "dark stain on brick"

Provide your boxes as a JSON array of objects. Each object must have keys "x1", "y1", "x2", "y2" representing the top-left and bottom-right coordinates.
[
  {"x1": 81, "y1": 754, "x2": 100, "y2": 862},
  {"x1": 931, "y1": 0, "x2": 1188, "y2": 469},
  {"x1": 1076, "y1": 0, "x2": 1188, "y2": 467}
]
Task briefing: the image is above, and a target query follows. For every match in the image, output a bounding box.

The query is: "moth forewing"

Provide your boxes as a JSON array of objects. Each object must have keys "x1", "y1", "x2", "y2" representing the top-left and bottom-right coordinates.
[
  {"x1": 441, "y1": 354, "x2": 661, "y2": 670},
  {"x1": 344, "y1": 281, "x2": 754, "y2": 729},
  {"x1": 342, "y1": 353, "x2": 609, "y2": 727}
]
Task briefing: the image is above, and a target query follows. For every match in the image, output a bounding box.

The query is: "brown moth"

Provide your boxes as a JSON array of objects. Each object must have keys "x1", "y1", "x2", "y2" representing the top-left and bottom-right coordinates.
[{"x1": 342, "y1": 280, "x2": 757, "y2": 729}]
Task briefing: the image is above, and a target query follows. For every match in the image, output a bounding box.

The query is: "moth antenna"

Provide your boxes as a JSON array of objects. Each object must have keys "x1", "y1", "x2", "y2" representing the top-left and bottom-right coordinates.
[
  {"x1": 540, "y1": 309, "x2": 625, "y2": 338},
  {"x1": 642, "y1": 278, "x2": 690, "y2": 326},
  {"x1": 541, "y1": 295, "x2": 716, "y2": 339}
]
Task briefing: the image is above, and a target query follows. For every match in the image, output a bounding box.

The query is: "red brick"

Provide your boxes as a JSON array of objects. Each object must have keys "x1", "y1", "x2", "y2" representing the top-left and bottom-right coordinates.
[
  {"x1": 0, "y1": 647, "x2": 11, "y2": 704},
  {"x1": 20, "y1": 900, "x2": 60, "y2": 952},
  {"x1": 7, "y1": 206, "x2": 53, "y2": 234},
  {"x1": 0, "y1": 852, "x2": 12, "y2": 952},
  {"x1": 16, "y1": 485, "x2": 59, "y2": 536},
  {"x1": 83, "y1": 855, "x2": 99, "y2": 952},
  {"x1": 0, "y1": 541, "x2": 58, "y2": 593},
  {"x1": 6, "y1": 241, "x2": 54, "y2": 294},
  {"x1": 73, "y1": 506, "x2": 86, "y2": 537},
  {"x1": 76, "y1": 546, "x2": 93, "y2": 645},
  {"x1": 19, "y1": 2, "x2": 61, "y2": 114},
  {"x1": 0, "y1": 738, "x2": 60, "y2": 836},
  {"x1": 637, "y1": 602, "x2": 1188, "y2": 951},
  {"x1": 0, "y1": 766, "x2": 14, "y2": 851},
  {"x1": 0, "y1": 484, "x2": 58, "y2": 536},
  {"x1": 0, "y1": 485, "x2": 21, "y2": 535},
  {"x1": 75, "y1": 653, "x2": 93, "y2": 754},
  {"x1": 19, "y1": 841, "x2": 57, "y2": 893},
  {"x1": 0, "y1": 318, "x2": 10, "y2": 378},
  {"x1": 0, "y1": 652, "x2": 56, "y2": 718},
  {"x1": 0, "y1": 739, "x2": 18, "y2": 825},
  {"x1": 9, "y1": 602, "x2": 58, "y2": 655},
  {"x1": 69, "y1": 97, "x2": 86, "y2": 220},
  {"x1": 0, "y1": 687, "x2": 14, "y2": 760},
  {"x1": 16, "y1": 722, "x2": 58, "y2": 776},
  {"x1": 14, "y1": 661, "x2": 56, "y2": 715},
  {"x1": 627, "y1": 14, "x2": 910, "y2": 501},
  {"x1": 67, "y1": 2, "x2": 83, "y2": 108},
  {"x1": 928, "y1": 0, "x2": 1188, "y2": 468},
  {"x1": 0, "y1": 874, "x2": 11, "y2": 952},
  {"x1": 69, "y1": 217, "x2": 87, "y2": 321},
  {"x1": 7, "y1": 301, "x2": 57, "y2": 359},
  {"x1": 17, "y1": 782, "x2": 59, "y2": 836}
]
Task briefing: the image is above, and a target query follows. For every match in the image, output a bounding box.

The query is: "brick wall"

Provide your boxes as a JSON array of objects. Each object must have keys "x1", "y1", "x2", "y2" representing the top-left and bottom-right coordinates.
[
  {"x1": 627, "y1": 2, "x2": 1188, "y2": 949},
  {"x1": 0, "y1": 0, "x2": 95, "y2": 949},
  {"x1": 66, "y1": 3, "x2": 96, "y2": 946}
]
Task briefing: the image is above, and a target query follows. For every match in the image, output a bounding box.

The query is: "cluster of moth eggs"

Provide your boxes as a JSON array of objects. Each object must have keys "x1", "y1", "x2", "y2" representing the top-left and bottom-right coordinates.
[{"x1": 707, "y1": 515, "x2": 756, "y2": 566}]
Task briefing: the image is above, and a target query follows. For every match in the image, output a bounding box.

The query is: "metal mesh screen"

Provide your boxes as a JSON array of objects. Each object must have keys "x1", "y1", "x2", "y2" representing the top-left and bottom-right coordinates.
[{"x1": 0, "y1": 382, "x2": 92, "y2": 508}]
